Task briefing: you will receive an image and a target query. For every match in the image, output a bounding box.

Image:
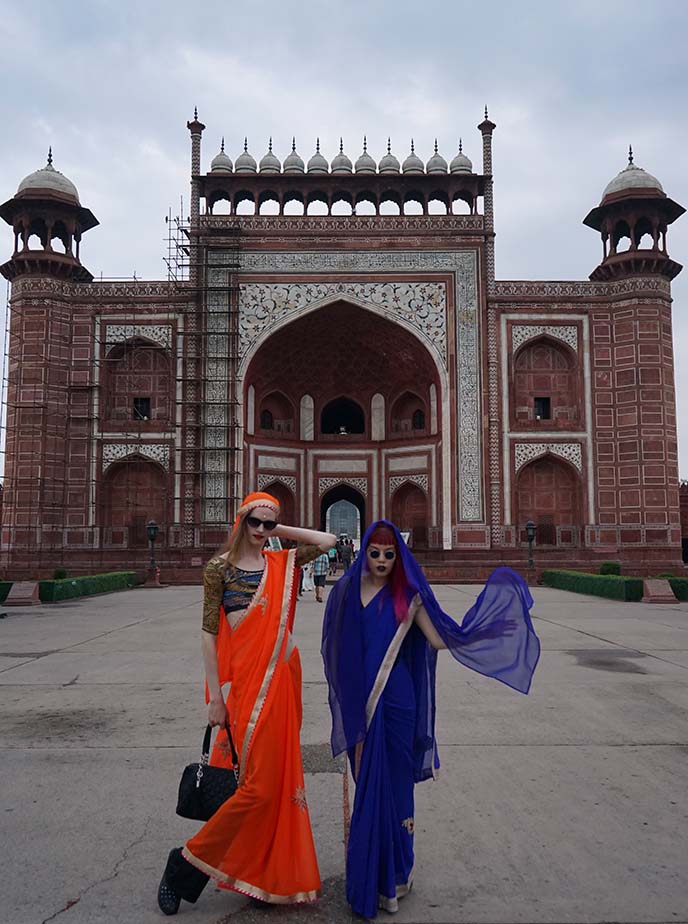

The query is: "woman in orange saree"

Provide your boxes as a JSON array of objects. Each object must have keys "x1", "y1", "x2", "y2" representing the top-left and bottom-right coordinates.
[{"x1": 157, "y1": 492, "x2": 336, "y2": 914}]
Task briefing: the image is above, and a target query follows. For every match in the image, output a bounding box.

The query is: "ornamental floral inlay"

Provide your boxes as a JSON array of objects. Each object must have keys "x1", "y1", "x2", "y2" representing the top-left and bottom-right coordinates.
[
  {"x1": 389, "y1": 474, "x2": 429, "y2": 494},
  {"x1": 512, "y1": 324, "x2": 578, "y2": 353},
  {"x1": 318, "y1": 477, "x2": 368, "y2": 496},
  {"x1": 104, "y1": 324, "x2": 173, "y2": 351},
  {"x1": 102, "y1": 443, "x2": 170, "y2": 472},
  {"x1": 239, "y1": 282, "x2": 447, "y2": 364},
  {"x1": 514, "y1": 442, "x2": 582, "y2": 473},
  {"x1": 257, "y1": 474, "x2": 297, "y2": 493}
]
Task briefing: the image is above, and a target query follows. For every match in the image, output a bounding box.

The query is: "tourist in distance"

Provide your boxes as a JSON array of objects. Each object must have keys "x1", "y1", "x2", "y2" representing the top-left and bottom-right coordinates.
[
  {"x1": 321, "y1": 520, "x2": 540, "y2": 920},
  {"x1": 157, "y1": 491, "x2": 336, "y2": 915},
  {"x1": 312, "y1": 549, "x2": 330, "y2": 602}
]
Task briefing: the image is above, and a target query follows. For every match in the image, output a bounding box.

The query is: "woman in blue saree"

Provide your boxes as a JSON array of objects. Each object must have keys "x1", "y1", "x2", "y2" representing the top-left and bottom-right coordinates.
[{"x1": 321, "y1": 521, "x2": 540, "y2": 919}]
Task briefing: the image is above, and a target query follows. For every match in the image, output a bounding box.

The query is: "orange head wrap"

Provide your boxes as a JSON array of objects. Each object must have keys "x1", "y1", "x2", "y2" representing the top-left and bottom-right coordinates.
[{"x1": 230, "y1": 491, "x2": 281, "y2": 538}]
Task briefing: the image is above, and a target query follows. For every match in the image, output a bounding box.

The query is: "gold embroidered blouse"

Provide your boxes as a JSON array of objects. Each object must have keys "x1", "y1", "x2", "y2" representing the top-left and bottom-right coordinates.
[{"x1": 202, "y1": 544, "x2": 323, "y2": 634}]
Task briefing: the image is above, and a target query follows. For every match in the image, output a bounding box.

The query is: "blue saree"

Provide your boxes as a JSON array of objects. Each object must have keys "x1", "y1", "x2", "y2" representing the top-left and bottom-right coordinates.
[{"x1": 321, "y1": 521, "x2": 540, "y2": 918}]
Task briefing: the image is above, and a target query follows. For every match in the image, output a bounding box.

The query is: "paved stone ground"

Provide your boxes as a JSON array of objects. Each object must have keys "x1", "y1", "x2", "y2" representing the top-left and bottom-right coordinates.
[{"x1": 1, "y1": 580, "x2": 688, "y2": 924}]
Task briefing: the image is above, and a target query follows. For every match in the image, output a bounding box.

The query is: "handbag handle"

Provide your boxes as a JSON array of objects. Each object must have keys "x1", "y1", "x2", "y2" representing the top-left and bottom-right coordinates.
[{"x1": 201, "y1": 721, "x2": 239, "y2": 770}]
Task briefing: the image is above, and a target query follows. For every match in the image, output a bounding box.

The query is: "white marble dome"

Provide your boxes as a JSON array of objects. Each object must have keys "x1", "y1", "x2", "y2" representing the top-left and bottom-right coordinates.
[
  {"x1": 355, "y1": 138, "x2": 377, "y2": 174},
  {"x1": 603, "y1": 158, "x2": 664, "y2": 199},
  {"x1": 331, "y1": 139, "x2": 353, "y2": 174},
  {"x1": 402, "y1": 141, "x2": 424, "y2": 175},
  {"x1": 449, "y1": 140, "x2": 472, "y2": 174},
  {"x1": 210, "y1": 140, "x2": 233, "y2": 173},
  {"x1": 283, "y1": 139, "x2": 305, "y2": 174},
  {"x1": 426, "y1": 140, "x2": 448, "y2": 175},
  {"x1": 235, "y1": 139, "x2": 257, "y2": 174},
  {"x1": 378, "y1": 140, "x2": 400, "y2": 175},
  {"x1": 307, "y1": 140, "x2": 329, "y2": 174},
  {"x1": 18, "y1": 152, "x2": 80, "y2": 203},
  {"x1": 259, "y1": 139, "x2": 281, "y2": 174}
]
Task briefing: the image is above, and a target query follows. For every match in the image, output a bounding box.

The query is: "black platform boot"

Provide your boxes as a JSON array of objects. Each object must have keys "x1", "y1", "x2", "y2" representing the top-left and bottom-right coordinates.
[{"x1": 157, "y1": 848, "x2": 209, "y2": 915}]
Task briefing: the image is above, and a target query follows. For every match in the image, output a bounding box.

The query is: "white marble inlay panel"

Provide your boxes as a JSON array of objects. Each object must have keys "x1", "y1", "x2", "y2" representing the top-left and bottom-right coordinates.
[
  {"x1": 102, "y1": 443, "x2": 170, "y2": 472},
  {"x1": 512, "y1": 324, "x2": 578, "y2": 353},
  {"x1": 388, "y1": 455, "x2": 428, "y2": 472},
  {"x1": 319, "y1": 476, "x2": 368, "y2": 496},
  {"x1": 257, "y1": 455, "x2": 298, "y2": 471},
  {"x1": 257, "y1": 473, "x2": 297, "y2": 493},
  {"x1": 105, "y1": 324, "x2": 172, "y2": 351},
  {"x1": 514, "y1": 442, "x2": 583, "y2": 473},
  {"x1": 318, "y1": 459, "x2": 368, "y2": 473},
  {"x1": 389, "y1": 474, "x2": 429, "y2": 493}
]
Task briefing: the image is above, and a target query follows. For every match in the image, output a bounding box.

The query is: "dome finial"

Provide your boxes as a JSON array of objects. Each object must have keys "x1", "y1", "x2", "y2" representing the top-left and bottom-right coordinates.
[
  {"x1": 628, "y1": 144, "x2": 634, "y2": 165},
  {"x1": 220, "y1": 137, "x2": 225, "y2": 152},
  {"x1": 316, "y1": 137, "x2": 320, "y2": 153},
  {"x1": 292, "y1": 136, "x2": 296, "y2": 151},
  {"x1": 459, "y1": 137, "x2": 463, "y2": 153},
  {"x1": 47, "y1": 146, "x2": 53, "y2": 166},
  {"x1": 339, "y1": 137, "x2": 344, "y2": 154},
  {"x1": 411, "y1": 138, "x2": 415, "y2": 153},
  {"x1": 434, "y1": 138, "x2": 439, "y2": 155},
  {"x1": 244, "y1": 137, "x2": 248, "y2": 152},
  {"x1": 484, "y1": 105, "x2": 489, "y2": 119},
  {"x1": 194, "y1": 106, "x2": 198, "y2": 120},
  {"x1": 363, "y1": 135, "x2": 368, "y2": 153},
  {"x1": 269, "y1": 136, "x2": 273, "y2": 152},
  {"x1": 387, "y1": 137, "x2": 392, "y2": 154}
]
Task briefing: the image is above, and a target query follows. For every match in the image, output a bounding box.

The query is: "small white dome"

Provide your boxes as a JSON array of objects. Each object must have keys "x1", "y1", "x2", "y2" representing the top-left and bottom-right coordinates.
[
  {"x1": 603, "y1": 150, "x2": 663, "y2": 198},
  {"x1": 235, "y1": 139, "x2": 257, "y2": 174},
  {"x1": 283, "y1": 138, "x2": 305, "y2": 174},
  {"x1": 355, "y1": 138, "x2": 377, "y2": 174},
  {"x1": 307, "y1": 139, "x2": 329, "y2": 174},
  {"x1": 331, "y1": 139, "x2": 353, "y2": 174},
  {"x1": 17, "y1": 151, "x2": 80, "y2": 203},
  {"x1": 210, "y1": 139, "x2": 233, "y2": 173},
  {"x1": 402, "y1": 141, "x2": 424, "y2": 175},
  {"x1": 378, "y1": 139, "x2": 400, "y2": 175},
  {"x1": 449, "y1": 139, "x2": 472, "y2": 174},
  {"x1": 426, "y1": 140, "x2": 448, "y2": 175},
  {"x1": 259, "y1": 138, "x2": 281, "y2": 174}
]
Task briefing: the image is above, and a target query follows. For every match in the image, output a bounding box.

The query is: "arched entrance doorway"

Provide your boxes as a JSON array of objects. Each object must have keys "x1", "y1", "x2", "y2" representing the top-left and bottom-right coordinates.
[
  {"x1": 516, "y1": 455, "x2": 582, "y2": 546},
  {"x1": 320, "y1": 484, "x2": 365, "y2": 541},
  {"x1": 260, "y1": 480, "x2": 295, "y2": 525},
  {"x1": 102, "y1": 457, "x2": 167, "y2": 547},
  {"x1": 391, "y1": 482, "x2": 429, "y2": 548}
]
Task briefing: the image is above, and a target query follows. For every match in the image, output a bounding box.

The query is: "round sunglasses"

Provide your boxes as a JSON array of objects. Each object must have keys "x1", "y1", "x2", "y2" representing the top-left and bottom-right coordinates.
[
  {"x1": 368, "y1": 548, "x2": 396, "y2": 560},
  {"x1": 246, "y1": 515, "x2": 278, "y2": 531}
]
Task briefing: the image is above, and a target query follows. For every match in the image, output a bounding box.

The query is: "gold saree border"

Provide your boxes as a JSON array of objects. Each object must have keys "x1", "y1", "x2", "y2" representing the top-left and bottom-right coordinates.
[
  {"x1": 182, "y1": 847, "x2": 319, "y2": 904},
  {"x1": 238, "y1": 548, "x2": 296, "y2": 784},
  {"x1": 377, "y1": 868, "x2": 414, "y2": 912},
  {"x1": 365, "y1": 615, "x2": 413, "y2": 729}
]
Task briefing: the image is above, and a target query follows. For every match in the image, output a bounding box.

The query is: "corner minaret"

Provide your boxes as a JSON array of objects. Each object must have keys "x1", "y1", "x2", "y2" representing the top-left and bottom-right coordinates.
[
  {"x1": 0, "y1": 150, "x2": 98, "y2": 282},
  {"x1": 583, "y1": 147, "x2": 684, "y2": 281}
]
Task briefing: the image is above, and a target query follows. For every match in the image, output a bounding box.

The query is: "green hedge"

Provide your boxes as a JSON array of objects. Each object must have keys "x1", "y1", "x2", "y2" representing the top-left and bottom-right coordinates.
[
  {"x1": 541, "y1": 569, "x2": 644, "y2": 601},
  {"x1": 668, "y1": 577, "x2": 688, "y2": 601},
  {"x1": 0, "y1": 581, "x2": 12, "y2": 603},
  {"x1": 599, "y1": 561, "x2": 621, "y2": 576},
  {"x1": 38, "y1": 571, "x2": 142, "y2": 603}
]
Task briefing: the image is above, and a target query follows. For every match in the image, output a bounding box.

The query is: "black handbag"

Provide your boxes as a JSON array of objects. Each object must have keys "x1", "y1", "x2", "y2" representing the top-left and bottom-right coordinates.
[{"x1": 176, "y1": 723, "x2": 239, "y2": 822}]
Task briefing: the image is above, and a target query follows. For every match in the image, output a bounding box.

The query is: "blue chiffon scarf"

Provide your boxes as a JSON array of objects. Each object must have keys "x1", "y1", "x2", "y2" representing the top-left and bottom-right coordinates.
[{"x1": 321, "y1": 520, "x2": 540, "y2": 783}]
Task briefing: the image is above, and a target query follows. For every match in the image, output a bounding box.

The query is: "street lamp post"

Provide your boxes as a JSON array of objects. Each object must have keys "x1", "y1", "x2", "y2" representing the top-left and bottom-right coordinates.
[
  {"x1": 525, "y1": 520, "x2": 537, "y2": 579},
  {"x1": 146, "y1": 519, "x2": 161, "y2": 586}
]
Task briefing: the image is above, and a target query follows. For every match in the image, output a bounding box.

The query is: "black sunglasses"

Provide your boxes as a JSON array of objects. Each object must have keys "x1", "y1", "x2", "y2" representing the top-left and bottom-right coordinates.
[
  {"x1": 246, "y1": 515, "x2": 278, "y2": 531},
  {"x1": 368, "y1": 549, "x2": 396, "y2": 560}
]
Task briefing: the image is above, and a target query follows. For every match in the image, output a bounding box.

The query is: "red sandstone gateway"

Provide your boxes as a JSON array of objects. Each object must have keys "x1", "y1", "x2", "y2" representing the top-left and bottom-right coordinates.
[{"x1": 0, "y1": 116, "x2": 685, "y2": 580}]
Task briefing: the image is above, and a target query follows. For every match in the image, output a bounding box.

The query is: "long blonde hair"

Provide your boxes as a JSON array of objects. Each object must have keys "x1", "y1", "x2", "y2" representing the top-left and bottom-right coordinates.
[{"x1": 216, "y1": 492, "x2": 281, "y2": 567}]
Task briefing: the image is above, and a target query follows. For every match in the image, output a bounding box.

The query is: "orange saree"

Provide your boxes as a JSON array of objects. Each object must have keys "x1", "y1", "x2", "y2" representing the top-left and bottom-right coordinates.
[{"x1": 182, "y1": 547, "x2": 321, "y2": 903}]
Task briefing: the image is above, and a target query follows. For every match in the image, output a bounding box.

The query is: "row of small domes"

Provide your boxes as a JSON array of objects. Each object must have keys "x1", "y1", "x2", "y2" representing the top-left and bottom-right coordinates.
[{"x1": 210, "y1": 138, "x2": 474, "y2": 176}]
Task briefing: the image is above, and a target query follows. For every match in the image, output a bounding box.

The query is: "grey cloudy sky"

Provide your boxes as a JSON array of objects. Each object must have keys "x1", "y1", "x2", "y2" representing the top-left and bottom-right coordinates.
[{"x1": 1, "y1": 0, "x2": 687, "y2": 475}]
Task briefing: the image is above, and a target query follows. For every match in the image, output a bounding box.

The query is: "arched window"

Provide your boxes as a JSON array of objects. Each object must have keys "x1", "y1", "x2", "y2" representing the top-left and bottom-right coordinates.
[
  {"x1": 260, "y1": 409, "x2": 274, "y2": 430},
  {"x1": 513, "y1": 339, "x2": 579, "y2": 427},
  {"x1": 320, "y1": 397, "x2": 365, "y2": 435},
  {"x1": 257, "y1": 391, "x2": 294, "y2": 435},
  {"x1": 390, "y1": 391, "x2": 426, "y2": 434},
  {"x1": 412, "y1": 409, "x2": 425, "y2": 430},
  {"x1": 102, "y1": 339, "x2": 171, "y2": 426}
]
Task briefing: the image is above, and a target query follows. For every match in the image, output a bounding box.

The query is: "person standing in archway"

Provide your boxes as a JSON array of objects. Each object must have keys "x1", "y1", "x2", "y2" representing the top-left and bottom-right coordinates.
[
  {"x1": 157, "y1": 492, "x2": 336, "y2": 914},
  {"x1": 312, "y1": 550, "x2": 330, "y2": 603},
  {"x1": 321, "y1": 521, "x2": 540, "y2": 919}
]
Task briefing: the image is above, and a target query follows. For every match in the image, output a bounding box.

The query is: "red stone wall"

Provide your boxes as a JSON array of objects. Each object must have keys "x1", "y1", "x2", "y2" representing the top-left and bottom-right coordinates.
[{"x1": 590, "y1": 292, "x2": 681, "y2": 559}]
